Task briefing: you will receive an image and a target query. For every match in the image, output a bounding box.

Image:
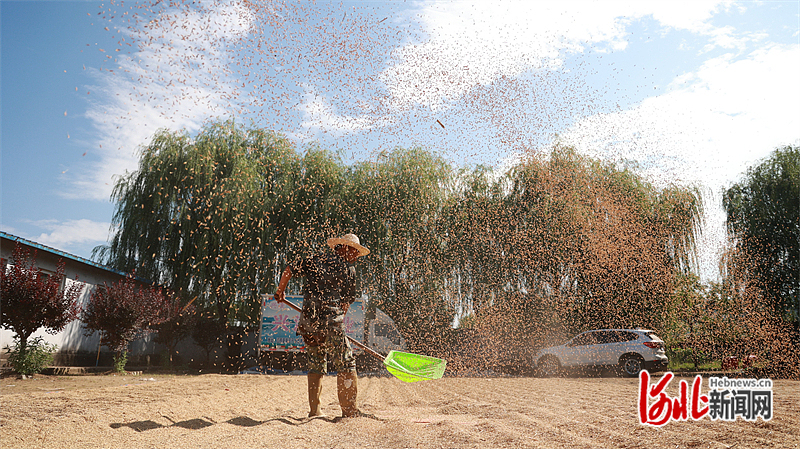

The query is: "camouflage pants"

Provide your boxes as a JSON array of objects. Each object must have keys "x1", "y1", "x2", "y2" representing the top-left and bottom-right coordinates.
[{"x1": 305, "y1": 327, "x2": 356, "y2": 375}]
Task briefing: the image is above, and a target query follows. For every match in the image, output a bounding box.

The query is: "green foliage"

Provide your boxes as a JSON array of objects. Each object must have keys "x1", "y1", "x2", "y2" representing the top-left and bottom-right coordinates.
[
  {"x1": 112, "y1": 351, "x2": 128, "y2": 373},
  {"x1": 666, "y1": 347, "x2": 709, "y2": 369},
  {"x1": 348, "y1": 147, "x2": 453, "y2": 347},
  {"x1": 662, "y1": 274, "x2": 749, "y2": 359},
  {"x1": 4, "y1": 336, "x2": 56, "y2": 376},
  {"x1": 95, "y1": 121, "x2": 299, "y2": 329},
  {"x1": 97, "y1": 121, "x2": 705, "y2": 358},
  {"x1": 663, "y1": 274, "x2": 706, "y2": 344},
  {"x1": 723, "y1": 145, "x2": 800, "y2": 325}
]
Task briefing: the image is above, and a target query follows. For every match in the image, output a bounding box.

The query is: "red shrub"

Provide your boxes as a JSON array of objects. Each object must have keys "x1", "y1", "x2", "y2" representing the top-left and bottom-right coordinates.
[
  {"x1": 1, "y1": 244, "x2": 82, "y2": 352},
  {"x1": 82, "y1": 275, "x2": 168, "y2": 355}
]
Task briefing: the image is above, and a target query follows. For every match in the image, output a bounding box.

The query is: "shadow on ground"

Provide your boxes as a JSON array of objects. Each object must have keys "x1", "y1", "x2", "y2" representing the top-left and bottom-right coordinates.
[{"x1": 110, "y1": 413, "x2": 385, "y2": 432}]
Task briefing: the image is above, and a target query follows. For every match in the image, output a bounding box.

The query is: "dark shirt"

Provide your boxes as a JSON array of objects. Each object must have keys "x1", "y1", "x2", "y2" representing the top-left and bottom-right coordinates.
[{"x1": 290, "y1": 252, "x2": 358, "y2": 336}]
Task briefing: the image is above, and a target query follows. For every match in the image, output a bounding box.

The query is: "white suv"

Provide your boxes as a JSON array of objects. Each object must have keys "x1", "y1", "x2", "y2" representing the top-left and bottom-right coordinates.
[{"x1": 534, "y1": 329, "x2": 668, "y2": 377}]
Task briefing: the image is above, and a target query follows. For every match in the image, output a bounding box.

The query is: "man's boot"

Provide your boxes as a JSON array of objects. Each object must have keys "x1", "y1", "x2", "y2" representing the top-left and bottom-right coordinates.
[
  {"x1": 337, "y1": 370, "x2": 360, "y2": 418},
  {"x1": 307, "y1": 373, "x2": 324, "y2": 417}
]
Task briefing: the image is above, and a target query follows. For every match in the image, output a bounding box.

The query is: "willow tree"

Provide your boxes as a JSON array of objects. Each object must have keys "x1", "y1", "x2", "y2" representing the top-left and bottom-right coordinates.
[
  {"x1": 276, "y1": 145, "x2": 350, "y2": 264},
  {"x1": 723, "y1": 145, "x2": 799, "y2": 327},
  {"x1": 439, "y1": 166, "x2": 509, "y2": 316},
  {"x1": 95, "y1": 121, "x2": 298, "y2": 333},
  {"x1": 346, "y1": 147, "x2": 453, "y2": 351},
  {"x1": 454, "y1": 147, "x2": 704, "y2": 348}
]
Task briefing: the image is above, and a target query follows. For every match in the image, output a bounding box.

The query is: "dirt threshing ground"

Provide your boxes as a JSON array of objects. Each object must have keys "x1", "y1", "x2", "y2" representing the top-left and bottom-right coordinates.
[{"x1": 1, "y1": 372, "x2": 798, "y2": 449}]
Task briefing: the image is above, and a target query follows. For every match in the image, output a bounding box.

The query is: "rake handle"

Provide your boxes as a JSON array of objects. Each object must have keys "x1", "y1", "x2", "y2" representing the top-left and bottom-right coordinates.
[{"x1": 277, "y1": 297, "x2": 386, "y2": 362}]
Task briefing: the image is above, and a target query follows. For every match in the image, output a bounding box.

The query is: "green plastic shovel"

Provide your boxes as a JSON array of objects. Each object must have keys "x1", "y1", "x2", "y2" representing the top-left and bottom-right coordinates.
[{"x1": 279, "y1": 298, "x2": 446, "y2": 382}]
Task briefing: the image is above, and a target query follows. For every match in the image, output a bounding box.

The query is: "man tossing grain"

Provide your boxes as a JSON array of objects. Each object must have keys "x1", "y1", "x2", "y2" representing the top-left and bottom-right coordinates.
[{"x1": 274, "y1": 234, "x2": 370, "y2": 418}]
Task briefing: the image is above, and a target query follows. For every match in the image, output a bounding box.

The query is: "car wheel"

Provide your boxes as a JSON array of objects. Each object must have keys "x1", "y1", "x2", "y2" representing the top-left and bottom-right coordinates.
[
  {"x1": 538, "y1": 356, "x2": 561, "y2": 378},
  {"x1": 619, "y1": 355, "x2": 644, "y2": 377}
]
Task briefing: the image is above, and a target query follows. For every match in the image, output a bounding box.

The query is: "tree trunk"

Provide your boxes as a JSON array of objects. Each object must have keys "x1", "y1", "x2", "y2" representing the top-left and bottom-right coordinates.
[{"x1": 17, "y1": 332, "x2": 31, "y2": 356}]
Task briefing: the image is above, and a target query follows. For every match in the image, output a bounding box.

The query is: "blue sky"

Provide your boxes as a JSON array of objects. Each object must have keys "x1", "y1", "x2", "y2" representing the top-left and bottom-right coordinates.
[{"x1": 2, "y1": 0, "x2": 798, "y2": 281}]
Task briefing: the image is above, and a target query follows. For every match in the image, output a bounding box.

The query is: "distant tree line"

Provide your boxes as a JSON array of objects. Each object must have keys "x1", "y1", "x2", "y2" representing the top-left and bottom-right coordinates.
[
  {"x1": 93, "y1": 120, "x2": 708, "y2": 362},
  {"x1": 5, "y1": 121, "x2": 794, "y2": 375},
  {"x1": 663, "y1": 145, "x2": 799, "y2": 377}
]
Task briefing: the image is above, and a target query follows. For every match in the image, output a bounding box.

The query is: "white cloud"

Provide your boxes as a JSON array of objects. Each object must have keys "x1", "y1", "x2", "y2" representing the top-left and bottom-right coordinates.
[
  {"x1": 27, "y1": 219, "x2": 112, "y2": 250},
  {"x1": 380, "y1": 0, "x2": 732, "y2": 111},
  {"x1": 643, "y1": 0, "x2": 733, "y2": 33},
  {"x1": 562, "y1": 43, "x2": 800, "y2": 188},
  {"x1": 66, "y1": 0, "x2": 254, "y2": 201},
  {"x1": 296, "y1": 84, "x2": 392, "y2": 137}
]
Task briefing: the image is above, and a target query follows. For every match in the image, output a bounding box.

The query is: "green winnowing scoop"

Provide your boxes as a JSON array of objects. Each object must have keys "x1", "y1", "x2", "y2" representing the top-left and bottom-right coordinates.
[
  {"x1": 277, "y1": 297, "x2": 446, "y2": 382},
  {"x1": 382, "y1": 350, "x2": 447, "y2": 382}
]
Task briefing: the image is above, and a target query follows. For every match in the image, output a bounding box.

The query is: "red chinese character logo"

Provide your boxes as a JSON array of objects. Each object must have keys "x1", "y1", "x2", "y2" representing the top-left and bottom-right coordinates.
[{"x1": 639, "y1": 371, "x2": 708, "y2": 426}]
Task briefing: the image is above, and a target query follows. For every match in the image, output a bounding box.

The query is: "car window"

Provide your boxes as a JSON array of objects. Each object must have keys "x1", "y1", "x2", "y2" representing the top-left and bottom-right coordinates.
[
  {"x1": 621, "y1": 331, "x2": 639, "y2": 341},
  {"x1": 646, "y1": 332, "x2": 662, "y2": 341},
  {"x1": 571, "y1": 332, "x2": 596, "y2": 346},
  {"x1": 594, "y1": 331, "x2": 615, "y2": 344}
]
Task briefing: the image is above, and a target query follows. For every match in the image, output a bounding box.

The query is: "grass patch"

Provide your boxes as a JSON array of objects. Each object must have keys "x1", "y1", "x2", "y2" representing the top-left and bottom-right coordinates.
[{"x1": 669, "y1": 360, "x2": 722, "y2": 371}]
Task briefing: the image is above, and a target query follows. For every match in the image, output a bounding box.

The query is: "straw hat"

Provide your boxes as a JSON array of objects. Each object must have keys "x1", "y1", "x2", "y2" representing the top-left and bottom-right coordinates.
[{"x1": 327, "y1": 233, "x2": 370, "y2": 257}]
